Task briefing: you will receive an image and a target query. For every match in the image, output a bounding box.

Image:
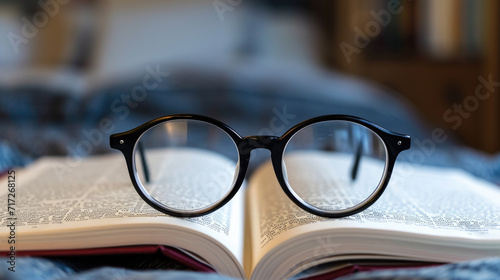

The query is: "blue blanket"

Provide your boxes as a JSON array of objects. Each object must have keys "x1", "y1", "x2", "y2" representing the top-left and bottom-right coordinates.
[{"x1": 1, "y1": 257, "x2": 500, "y2": 280}]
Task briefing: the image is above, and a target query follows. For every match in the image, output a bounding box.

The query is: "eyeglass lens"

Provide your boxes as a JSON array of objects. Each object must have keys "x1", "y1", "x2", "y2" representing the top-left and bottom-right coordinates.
[
  {"x1": 283, "y1": 121, "x2": 387, "y2": 213},
  {"x1": 134, "y1": 119, "x2": 240, "y2": 213}
]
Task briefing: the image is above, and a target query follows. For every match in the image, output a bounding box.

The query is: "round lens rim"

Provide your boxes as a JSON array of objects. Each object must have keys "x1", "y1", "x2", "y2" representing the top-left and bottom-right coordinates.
[
  {"x1": 131, "y1": 119, "x2": 242, "y2": 215},
  {"x1": 269, "y1": 115, "x2": 405, "y2": 218},
  {"x1": 111, "y1": 114, "x2": 249, "y2": 218},
  {"x1": 280, "y1": 119, "x2": 389, "y2": 215}
]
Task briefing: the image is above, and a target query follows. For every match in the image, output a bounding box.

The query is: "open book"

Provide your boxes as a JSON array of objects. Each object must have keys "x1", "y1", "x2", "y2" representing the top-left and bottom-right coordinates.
[{"x1": 1, "y1": 150, "x2": 500, "y2": 279}]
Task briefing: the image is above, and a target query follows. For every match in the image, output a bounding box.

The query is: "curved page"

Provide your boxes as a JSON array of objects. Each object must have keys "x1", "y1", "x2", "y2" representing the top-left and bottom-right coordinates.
[
  {"x1": 248, "y1": 151, "x2": 500, "y2": 279},
  {"x1": 0, "y1": 151, "x2": 245, "y2": 279}
]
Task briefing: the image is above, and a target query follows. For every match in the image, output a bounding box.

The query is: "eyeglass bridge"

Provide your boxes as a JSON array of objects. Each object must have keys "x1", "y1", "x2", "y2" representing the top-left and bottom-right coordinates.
[{"x1": 241, "y1": 135, "x2": 279, "y2": 151}]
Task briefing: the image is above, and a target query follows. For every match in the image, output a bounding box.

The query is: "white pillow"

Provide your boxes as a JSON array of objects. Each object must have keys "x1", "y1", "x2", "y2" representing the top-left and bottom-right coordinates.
[{"x1": 91, "y1": 0, "x2": 245, "y2": 77}]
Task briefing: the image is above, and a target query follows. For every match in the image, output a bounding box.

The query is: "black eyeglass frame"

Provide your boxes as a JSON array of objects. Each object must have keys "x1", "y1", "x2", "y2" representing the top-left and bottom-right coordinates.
[{"x1": 110, "y1": 114, "x2": 410, "y2": 218}]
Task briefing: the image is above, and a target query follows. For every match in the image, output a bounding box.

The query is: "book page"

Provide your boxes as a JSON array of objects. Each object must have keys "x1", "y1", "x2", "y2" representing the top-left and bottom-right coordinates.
[
  {"x1": 0, "y1": 151, "x2": 245, "y2": 278},
  {"x1": 248, "y1": 151, "x2": 500, "y2": 279}
]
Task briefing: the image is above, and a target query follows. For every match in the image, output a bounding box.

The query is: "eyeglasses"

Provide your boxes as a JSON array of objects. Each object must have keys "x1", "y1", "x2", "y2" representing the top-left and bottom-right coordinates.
[{"x1": 110, "y1": 114, "x2": 410, "y2": 218}]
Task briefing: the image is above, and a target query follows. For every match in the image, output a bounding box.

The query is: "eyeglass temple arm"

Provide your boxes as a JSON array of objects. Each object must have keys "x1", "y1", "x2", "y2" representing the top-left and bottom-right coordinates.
[
  {"x1": 350, "y1": 140, "x2": 363, "y2": 181},
  {"x1": 138, "y1": 142, "x2": 151, "y2": 183}
]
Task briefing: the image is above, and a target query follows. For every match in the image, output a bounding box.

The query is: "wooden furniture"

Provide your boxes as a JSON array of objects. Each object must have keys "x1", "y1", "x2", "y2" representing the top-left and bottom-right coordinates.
[{"x1": 314, "y1": 0, "x2": 500, "y2": 153}]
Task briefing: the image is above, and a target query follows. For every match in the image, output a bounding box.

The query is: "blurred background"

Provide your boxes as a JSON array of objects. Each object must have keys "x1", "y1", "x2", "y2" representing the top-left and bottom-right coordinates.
[{"x1": 0, "y1": 0, "x2": 499, "y2": 171}]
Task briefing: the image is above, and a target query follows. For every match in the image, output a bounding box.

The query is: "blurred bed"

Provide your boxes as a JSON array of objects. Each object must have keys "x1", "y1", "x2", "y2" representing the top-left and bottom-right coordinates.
[{"x1": 0, "y1": 1, "x2": 499, "y2": 279}]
